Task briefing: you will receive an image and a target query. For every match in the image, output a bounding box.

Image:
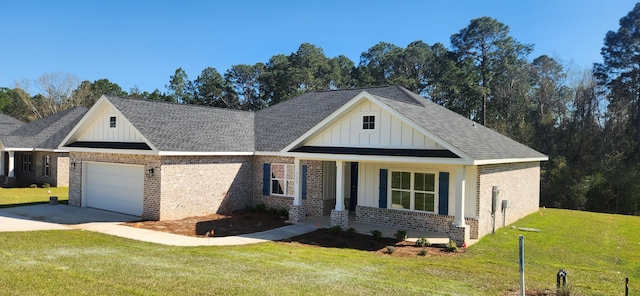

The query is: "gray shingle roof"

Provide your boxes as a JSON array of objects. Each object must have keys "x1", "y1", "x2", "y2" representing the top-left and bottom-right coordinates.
[
  {"x1": 255, "y1": 85, "x2": 546, "y2": 161},
  {"x1": 92, "y1": 86, "x2": 544, "y2": 161},
  {"x1": 0, "y1": 113, "x2": 24, "y2": 136},
  {"x1": 106, "y1": 96, "x2": 255, "y2": 152},
  {"x1": 3, "y1": 107, "x2": 88, "y2": 149}
]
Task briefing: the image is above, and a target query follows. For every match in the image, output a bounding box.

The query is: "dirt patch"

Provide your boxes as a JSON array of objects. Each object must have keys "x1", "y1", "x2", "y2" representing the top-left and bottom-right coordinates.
[
  {"x1": 123, "y1": 211, "x2": 289, "y2": 237},
  {"x1": 279, "y1": 228, "x2": 464, "y2": 258}
]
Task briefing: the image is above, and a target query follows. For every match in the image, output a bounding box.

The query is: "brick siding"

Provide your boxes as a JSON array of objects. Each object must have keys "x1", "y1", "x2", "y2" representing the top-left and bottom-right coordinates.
[{"x1": 476, "y1": 162, "x2": 541, "y2": 237}]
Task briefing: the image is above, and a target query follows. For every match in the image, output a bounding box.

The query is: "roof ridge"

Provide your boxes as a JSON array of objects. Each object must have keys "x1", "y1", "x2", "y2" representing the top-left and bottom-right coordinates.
[{"x1": 105, "y1": 95, "x2": 253, "y2": 115}]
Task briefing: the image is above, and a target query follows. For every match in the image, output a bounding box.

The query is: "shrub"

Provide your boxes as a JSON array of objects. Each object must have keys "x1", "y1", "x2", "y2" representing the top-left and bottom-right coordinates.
[
  {"x1": 244, "y1": 205, "x2": 256, "y2": 212},
  {"x1": 346, "y1": 227, "x2": 357, "y2": 238},
  {"x1": 415, "y1": 237, "x2": 431, "y2": 247},
  {"x1": 256, "y1": 203, "x2": 266, "y2": 213},
  {"x1": 394, "y1": 230, "x2": 407, "y2": 240},
  {"x1": 277, "y1": 208, "x2": 289, "y2": 218},
  {"x1": 386, "y1": 246, "x2": 396, "y2": 254},
  {"x1": 42, "y1": 183, "x2": 50, "y2": 188},
  {"x1": 370, "y1": 229, "x2": 382, "y2": 240},
  {"x1": 269, "y1": 207, "x2": 279, "y2": 216},
  {"x1": 445, "y1": 240, "x2": 458, "y2": 252},
  {"x1": 418, "y1": 249, "x2": 428, "y2": 256},
  {"x1": 29, "y1": 184, "x2": 38, "y2": 188},
  {"x1": 329, "y1": 225, "x2": 342, "y2": 235}
]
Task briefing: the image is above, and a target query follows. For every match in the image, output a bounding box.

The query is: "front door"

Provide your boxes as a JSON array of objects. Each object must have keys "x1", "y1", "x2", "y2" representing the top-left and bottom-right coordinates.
[{"x1": 349, "y1": 162, "x2": 358, "y2": 211}]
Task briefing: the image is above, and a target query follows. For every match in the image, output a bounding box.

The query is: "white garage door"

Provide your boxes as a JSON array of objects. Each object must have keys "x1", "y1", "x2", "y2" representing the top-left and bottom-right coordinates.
[{"x1": 85, "y1": 162, "x2": 144, "y2": 216}]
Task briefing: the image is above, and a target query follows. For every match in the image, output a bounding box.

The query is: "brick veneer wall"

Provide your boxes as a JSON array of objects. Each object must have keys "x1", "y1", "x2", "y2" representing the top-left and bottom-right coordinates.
[
  {"x1": 476, "y1": 162, "x2": 541, "y2": 237},
  {"x1": 159, "y1": 156, "x2": 253, "y2": 220},
  {"x1": 69, "y1": 152, "x2": 253, "y2": 221},
  {"x1": 252, "y1": 156, "x2": 325, "y2": 216},
  {"x1": 356, "y1": 205, "x2": 479, "y2": 239}
]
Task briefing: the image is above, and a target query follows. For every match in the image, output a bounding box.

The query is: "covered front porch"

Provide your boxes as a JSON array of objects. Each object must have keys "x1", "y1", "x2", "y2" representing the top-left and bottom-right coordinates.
[{"x1": 286, "y1": 156, "x2": 478, "y2": 246}]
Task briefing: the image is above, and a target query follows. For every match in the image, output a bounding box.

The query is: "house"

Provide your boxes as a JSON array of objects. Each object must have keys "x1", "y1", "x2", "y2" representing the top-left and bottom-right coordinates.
[
  {"x1": 59, "y1": 86, "x2": 547, "y2": 245},
  {"x1": 0, "y1": 108, "x2": 88, "y2": 187}
]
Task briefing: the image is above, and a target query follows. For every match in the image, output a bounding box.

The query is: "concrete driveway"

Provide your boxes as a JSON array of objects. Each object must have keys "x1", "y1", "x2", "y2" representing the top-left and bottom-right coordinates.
[
  {"x1": 0, "y1": 204, "x2": 141, "y2": 232},
  {"x1": 0, "y1": 204, "x2": 317, "y2": 246}
]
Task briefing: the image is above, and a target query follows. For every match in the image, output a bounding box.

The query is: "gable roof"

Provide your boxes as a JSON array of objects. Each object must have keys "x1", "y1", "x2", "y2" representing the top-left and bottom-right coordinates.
[
  {"x1": 2, "y1": 107, "x2": 88, "y2": 150},
  {"x1": 69, "y1": 96, "x2": 255, "y2": 153},
  {"x1": 256, "y1": 85, "x2": 546, "y2": 162},
  {"x1": 0, "y1": 113, "x2": 24, "y2": 136},
  {"x1": 61, "y1": 86, "x2": 546, "y2": 163}
]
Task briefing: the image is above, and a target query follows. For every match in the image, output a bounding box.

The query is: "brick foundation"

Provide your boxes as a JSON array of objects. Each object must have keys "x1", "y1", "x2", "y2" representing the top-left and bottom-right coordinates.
[
  {"x1": 330, "y1": 210, "x2": 349, "y2": 228},
  {"x1": 288, "y1": 204, "x2": 305, "y2": 223},
  {"x1": 356, "y1": 205, "x2": 479, "y2": 241},
  {"x1": 449, "y1": 225, "x2": 469, "y2": 246}
]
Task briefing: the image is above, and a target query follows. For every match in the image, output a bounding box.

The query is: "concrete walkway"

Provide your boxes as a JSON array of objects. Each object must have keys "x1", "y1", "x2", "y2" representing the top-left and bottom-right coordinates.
[
  {"x1": 0, "y1": 204, "x2": 318, "y2": 246},
  {"x1": 0, "y1": 204, "x2": 458, "y2": 246}
]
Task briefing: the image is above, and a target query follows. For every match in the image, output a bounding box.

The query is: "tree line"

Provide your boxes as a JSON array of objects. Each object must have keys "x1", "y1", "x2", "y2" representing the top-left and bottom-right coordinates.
[{"x1": 2, "y1": 4, "x2": 640, "y2": 215}]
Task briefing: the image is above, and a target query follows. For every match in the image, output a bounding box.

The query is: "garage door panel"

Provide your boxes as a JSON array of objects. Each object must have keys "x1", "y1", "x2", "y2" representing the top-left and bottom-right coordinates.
[{"x1": 85, "y1": 162, "x2": 144, "y2": 216}]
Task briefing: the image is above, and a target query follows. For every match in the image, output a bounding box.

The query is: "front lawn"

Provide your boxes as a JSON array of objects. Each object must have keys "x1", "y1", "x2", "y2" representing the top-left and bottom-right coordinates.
[
  {"x1": 0, "y1": 187, "x2": 69, "y2": 208},
  {"x1": 0, "y1": 208, "x2": 637, "y2": 295}
]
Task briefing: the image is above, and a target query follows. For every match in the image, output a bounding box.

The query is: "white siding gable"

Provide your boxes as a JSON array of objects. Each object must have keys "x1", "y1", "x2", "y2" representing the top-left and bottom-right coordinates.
[
  {"x1": 306, "y1": 100, "x2": 441, "y2": 149},
  {"x1": 77, "y1": 105, "x2": 145, "y2": 142}
]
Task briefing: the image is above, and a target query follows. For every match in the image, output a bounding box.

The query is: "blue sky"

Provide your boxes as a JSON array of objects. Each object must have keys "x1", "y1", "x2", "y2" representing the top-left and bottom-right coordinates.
[{"x1": 0, "y1": 0, "x2": 635, "y2": 93}]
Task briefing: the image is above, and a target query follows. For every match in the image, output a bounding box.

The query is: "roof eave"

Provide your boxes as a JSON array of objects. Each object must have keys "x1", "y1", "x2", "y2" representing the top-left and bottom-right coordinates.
[{"x1": 472, "y1": 156, "x2": 549, "y2": 166}]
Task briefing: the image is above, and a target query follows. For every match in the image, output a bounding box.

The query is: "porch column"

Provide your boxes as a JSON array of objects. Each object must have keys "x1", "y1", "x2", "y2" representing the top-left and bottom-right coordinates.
[
  {"x1": 330, "y1": 160, "x2": 349, "y2": 228},
  {"x1": 451, "y1": 165, "x2": 469, "y2": 247},
  {"x1": 335, "y1": 160, "x2": 344, "y2": 211},
  {"x1": 8, "y1": 151, "x2": 15, "y2": 178},
  {"x1": 288, "y1": 158, "x2": 305, "y2": 223}
]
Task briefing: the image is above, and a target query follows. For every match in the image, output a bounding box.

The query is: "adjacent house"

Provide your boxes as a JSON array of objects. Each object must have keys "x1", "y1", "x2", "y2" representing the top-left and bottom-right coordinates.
[
  {"x1": 59, "y1": 86, "x2": 547, "y2": 244},
  {"x1": 0, "y1": 108, "x2": 88, "y2": 187}
]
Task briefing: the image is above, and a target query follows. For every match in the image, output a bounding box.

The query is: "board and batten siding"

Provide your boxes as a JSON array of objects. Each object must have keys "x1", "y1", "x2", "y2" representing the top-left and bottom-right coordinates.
[
  {"x1": 77, "y1": 105, "x2": 145, "y2": 142},
  {"x1": 306, "y1": 100, "x2": 441, "y2": 149},
  {"x1": 358, "y1": 162, "x2": 478, "y2": 219}
]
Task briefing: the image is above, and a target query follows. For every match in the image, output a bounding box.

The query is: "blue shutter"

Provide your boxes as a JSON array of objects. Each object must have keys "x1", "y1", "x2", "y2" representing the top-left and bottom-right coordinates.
[
  {"x1": 438, "y1": 172, "x2": 449, "y2": 215},
  {"x1": 379, "y1": 169, "x2": 388, "y2": 208},
  {"x1": 301, "y1": 164, "x2": 307, "y2": 199},
  {"x1": 263, "y1": 163, "x2": 271, "y2": 196}
]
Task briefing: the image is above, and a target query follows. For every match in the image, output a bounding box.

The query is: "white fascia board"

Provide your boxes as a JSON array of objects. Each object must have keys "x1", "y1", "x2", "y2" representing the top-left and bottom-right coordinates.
[
  {"x1": 33, "y1": 148, "x2": 69, "y2": 153},
  {"x1": 260, "y1": 151, "x2": 472, "y2": 165},
  {"x1": 3, "y1": 148, "x2": 33, "y2": 152},
  {"x1": 473, "y1": 157, "x2": 549, "y2": 165},
  {"x1": 57, "y1": 95, "x2": 160, "y2": 153},
  {"x1": 65, "y1": 147, "x2": 159, "y2": 156},
  {"x1": 158, "y1": 151, "x2": 254, "y2": 156}
]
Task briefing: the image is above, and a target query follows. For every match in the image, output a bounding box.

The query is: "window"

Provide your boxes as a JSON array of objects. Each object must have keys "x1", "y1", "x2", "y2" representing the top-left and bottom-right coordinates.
[
  {"x1": 271, "y1": 164, "x2": 295, "y2": 196},
  {"x1": 363, "y1": 115, "x2": 375, "y2": 130},
  {"x1": 110, "y1": 116, "x2": 117, "y2": 128},
  {"x1": 43, "y1": 155, "x2": 50, "y2": 177},
  {"x1": 390, "y1": 171, "x2": 436, "y2": 212},
  {"x1": 22, "y1": 154, "x2": 32, "y2": 172}
]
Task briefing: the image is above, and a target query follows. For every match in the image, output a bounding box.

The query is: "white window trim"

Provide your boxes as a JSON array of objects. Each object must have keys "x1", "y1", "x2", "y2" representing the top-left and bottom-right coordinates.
[
  {"x1": 43, "y1": 155, "x2": 50, "y2": 177},
  {"x1": 270, "y1": 163, "x2": 295, "y2": 197},
  {"x1": 389, "y1": 170, "x2": 438, "y2": 213},
  {"x1": 360, "y1": 112, "x2": 379, "y2": 132},
  {"x1": 22, "y1": 154, "x2": 32, "y2": 172}
]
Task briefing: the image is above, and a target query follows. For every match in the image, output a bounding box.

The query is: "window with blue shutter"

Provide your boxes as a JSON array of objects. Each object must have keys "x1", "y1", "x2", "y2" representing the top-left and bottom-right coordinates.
[
  {"x1": 438, "y1": 172, "x2": 449, "y2": 215},
  {"x1": 379, "y1": 169, "x2": 388, "y2": 208},
  {"x1": 262, "y1": 163, "x2": 271, "y2": 196},
  {"x1": 301, "y1": 164, "x2": 307, "y2": 199}
]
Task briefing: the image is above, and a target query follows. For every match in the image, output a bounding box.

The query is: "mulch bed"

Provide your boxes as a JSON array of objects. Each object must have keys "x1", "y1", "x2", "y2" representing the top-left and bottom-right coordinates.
[{"x1": 123, "y1": 210, "x2": 289, "y2": 237}]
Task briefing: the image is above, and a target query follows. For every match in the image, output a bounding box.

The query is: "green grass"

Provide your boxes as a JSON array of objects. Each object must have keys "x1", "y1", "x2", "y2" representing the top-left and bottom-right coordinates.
[
  {"x1": 0, "y1": 187, "x2": 69, "y2": 208},
  {"x1": 0, "y1": 208, "x2": 638, "y2": 295}
]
